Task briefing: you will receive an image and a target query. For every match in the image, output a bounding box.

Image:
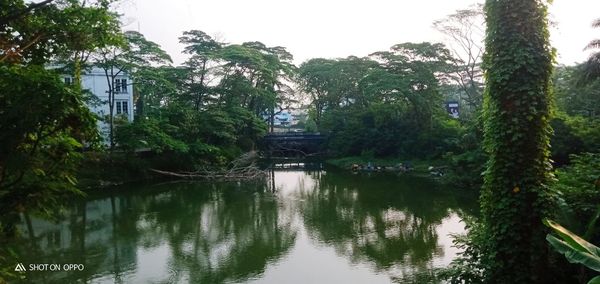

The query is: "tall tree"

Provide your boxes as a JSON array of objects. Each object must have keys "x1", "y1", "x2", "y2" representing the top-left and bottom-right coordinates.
[
  {"x1": 217, "y1": 41, "x2": 296, "y2": 131},
  {"x1": 480, "y1": 0, "x2": 556, "y2": 283},
  {"x1": 179, "y1": 30, "x2": 222, "y2": 111},
  {"x1": 366, "y1": 42, "x2": 453, "y2": 128},
  {"x1": 433, "y1": 4, "x2": 485, "y2": 114},
  {"x1": 298, "y1": 58, "x2": 339, "y2": 128},
  {"x1": 94, "y1": 30, "x2": 172, "y2": 149},
  {"x1": 298, "y1": 56, "x2": 376, "y2": 128}
]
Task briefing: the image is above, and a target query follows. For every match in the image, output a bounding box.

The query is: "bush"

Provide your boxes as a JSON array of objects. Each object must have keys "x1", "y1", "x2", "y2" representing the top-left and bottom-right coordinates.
[{"x1": 554, "y1": 153, "x2": 600, "y2": 242}]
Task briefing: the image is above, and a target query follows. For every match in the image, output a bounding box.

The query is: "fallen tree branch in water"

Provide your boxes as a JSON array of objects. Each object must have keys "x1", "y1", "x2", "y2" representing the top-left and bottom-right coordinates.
[{"x1": 150, "y1": 151, "x2": 267, "y2": 181}]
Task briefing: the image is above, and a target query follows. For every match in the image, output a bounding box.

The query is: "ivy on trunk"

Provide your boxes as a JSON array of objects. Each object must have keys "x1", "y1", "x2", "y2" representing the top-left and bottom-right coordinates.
[{"x1": 480, "y1": 0, "x2": 556, "y2": 283}]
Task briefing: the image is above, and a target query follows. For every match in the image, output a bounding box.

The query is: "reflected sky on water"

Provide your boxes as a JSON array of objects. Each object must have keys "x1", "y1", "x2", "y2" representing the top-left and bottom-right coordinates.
[{"x1": 3, "y1": 169, "x2": 477, "y2": 284}]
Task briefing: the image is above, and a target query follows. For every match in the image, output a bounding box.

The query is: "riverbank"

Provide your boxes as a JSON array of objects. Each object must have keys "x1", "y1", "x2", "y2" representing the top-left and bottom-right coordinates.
[
  {"x1": 325, "y1": 155, "x2": 484, "y2": 190},
  {"x1": 77, "y1": 152, "x2": 165, "y2": 189},
  {"x1": 325, "y1": 156, "x2": 447, "y2": 173},
  {"x1": 77, "y1": 151, "x2": 266, "y2": 189}
]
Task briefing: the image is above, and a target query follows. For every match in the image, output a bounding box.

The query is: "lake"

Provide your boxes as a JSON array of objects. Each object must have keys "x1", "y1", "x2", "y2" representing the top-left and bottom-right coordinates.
[{"x1": 4, "y1": 168, "x2": 477, "y2": 283}]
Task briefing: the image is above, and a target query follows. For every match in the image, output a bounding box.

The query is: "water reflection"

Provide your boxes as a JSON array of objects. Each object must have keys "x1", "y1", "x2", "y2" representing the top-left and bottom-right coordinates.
[
  {"x1": 6, "y1": 181, "x2": 295, "y2": 284},
  {"x1": 294, "y1": 171, "x2": 475, "y2": 281},
  {"x1": 2, "y1": 170, "x2": 476, "y2": 283}
]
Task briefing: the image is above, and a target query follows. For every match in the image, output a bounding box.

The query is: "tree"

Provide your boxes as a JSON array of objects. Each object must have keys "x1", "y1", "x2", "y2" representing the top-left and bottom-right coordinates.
[
  {"x1": 582, "y1": 18, "x2": 600, "y2": 81},
  {"x1": 433, "y1": 4, "x2": 485, "y2": 115},
  {"x1": 554, "y1": 65, "x2": 600, "y2": 118},
  {"x1": 298, "y1": 56, "x2": 376, "y2": 128},
  {"x1": 301, "y1": 43, "x2": 459, "y2": 158},
  {"x1": 178, "y1": 30, "x2": 222, "y2": 111},
  {"x1": 217, "y1": 41, "x2": 296, "y2": 131},
  {"x1": 133, "y1": 65, "x2": 180, "y2": 117},
  {"x1": 0, "y1": 0, "x2": 101, "y2": 229},
  {"x1": 480, "y1": 0, "x2": 556, "y2": 283},
  {"x1": 366, "y1": 42, "x2": 453, "y2": 128},
  {"x1": 553, "y1": 153, "x2": 600, "y2": 242},
  {"x1": 0, "y1": 66, "x2": 96, "y2": 214},
  {"x1": 0, "y1": 0, "x2": 55, "y2": 28},
  {"x1": 94, "y1": 30, "x2": 172, "y2": 149},
  {"x1": 59, "y1": 0, "x2": 122, "y2": 85},
  {"x1": 298, "y1": 58, "x2": 339, "y2": 128},
  {"x1": 0, "y1": 0, "x2": 59, "y2": 64}
]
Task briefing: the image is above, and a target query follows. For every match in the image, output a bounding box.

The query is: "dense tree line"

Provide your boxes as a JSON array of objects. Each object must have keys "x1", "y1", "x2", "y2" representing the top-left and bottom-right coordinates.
[
  {"x1": 2, "y1": 0, "x2": 600, "y2": 282},
  {"x1": 298, "y1": 43, "x2": 463, "y2": 159},
  {"x1": 111, "y1": 31, "x2": 296, "y2": 171}
]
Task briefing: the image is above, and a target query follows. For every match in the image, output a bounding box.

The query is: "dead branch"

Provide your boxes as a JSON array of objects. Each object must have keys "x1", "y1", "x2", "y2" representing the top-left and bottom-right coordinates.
[{"x1": 150, "y1": 151, "x2": 267, "y2": 181}]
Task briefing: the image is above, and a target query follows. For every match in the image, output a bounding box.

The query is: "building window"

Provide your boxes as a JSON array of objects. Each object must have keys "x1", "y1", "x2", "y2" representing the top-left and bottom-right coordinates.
[
  {"x1": 64, "y1": 77, "x2": 73, "y2": 85},
  {"x1": 114, "y1": 78, "x2": 127, "y2": 93},
  {"x1": 116, "y1": 100, "x2": 129, "y2": 115}
]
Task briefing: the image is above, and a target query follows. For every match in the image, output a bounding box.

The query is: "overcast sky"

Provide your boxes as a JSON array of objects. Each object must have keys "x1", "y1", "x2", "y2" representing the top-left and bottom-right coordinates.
[{"x1": 117, "y1": 0, "x2": 600, "y2": 66}]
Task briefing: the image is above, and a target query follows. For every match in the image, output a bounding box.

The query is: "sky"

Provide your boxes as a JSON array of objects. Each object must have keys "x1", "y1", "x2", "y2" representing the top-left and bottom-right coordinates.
[{"x1": 116, "y1": 0, "x2": 600, "y2": 66}]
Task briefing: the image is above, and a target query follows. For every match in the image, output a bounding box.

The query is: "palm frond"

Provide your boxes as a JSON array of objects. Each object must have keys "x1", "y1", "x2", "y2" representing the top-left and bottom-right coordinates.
[
  {"x1": 586, "y1": 39, "x2": 600, "y2": 51},
  {"x1": 580, "y1": 52, "x2": 600, "y2": 83},
  {"x1": 593, "y1": 18, "x2": 600, "y2": 28}
]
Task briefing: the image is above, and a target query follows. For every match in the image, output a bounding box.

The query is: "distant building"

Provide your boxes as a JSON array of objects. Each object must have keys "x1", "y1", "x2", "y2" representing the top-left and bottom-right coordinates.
[
  {"x1": 274, "y1": 110, "x2": 292, "y2": 126},
  {"x1": 263, "y1": 109, "x2": 292, "y2": 126},
  {"x1": 62, "y1": 67, "x2": 134, "y2": 144},
  {"x1": 262, "y1": 108, "x2": 308, "y2": 127}
]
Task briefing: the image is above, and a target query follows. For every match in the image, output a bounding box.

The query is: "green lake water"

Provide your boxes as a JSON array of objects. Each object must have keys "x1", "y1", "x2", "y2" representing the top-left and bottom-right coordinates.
[{"x1": 5, "y1": 169, "x2": 477, "y2": 283}]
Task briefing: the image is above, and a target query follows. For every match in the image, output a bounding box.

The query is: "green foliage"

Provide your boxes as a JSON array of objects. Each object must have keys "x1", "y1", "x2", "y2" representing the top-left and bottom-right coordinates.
[
  {"x1": 441, "y1": 114, "x2": 486, "y2": 189},
  {"x1": 298, "y1": 56, "x2": 377, "y2": 127},
  {"x1": 110, "y1": 30, "x2": 287, "y2": 171},
  {"x1": 304, "y1": 119, "x2": 317, "y2": 133},
  {"x1": 554, "y1": 153, "x2": 600, "y2": 240},
  {"x1": 93, "y1": 29, "x2": 173, "y2": 149},
  {"x1": 0, "y1": 65, "x2": 97, "y2": 214},
  {"x1": 299, "y1": 43, "x2": 461, "y2": 160},
  {"x1": 564, "y1": 116, "x2": 600, "y2": 153},
  {"x1": 550, "y1": 114, "x2": 587, "y2": 165},
  {"x1": 438, "y1": 216, "x2": 485, "y2": 284},
  {"x1": 0, "y1": 7, "x2": 120, "y2": 270},
  {"x1": 545, "y1": 219, "x2": 600, "y2": 283},
  {"x1": 115, "y1": 103, "x2": 267, "y2": 169},
  {"x1": 550, "y1": 64, "x2": 600, "y2": 165},
  {"x1": 554, "y1": 65, "x2": 600, "y2": 118},
  {"x1": 115, "y1": 118, "x2": 189, "y2": 154},
  {"x1": 479, "y1": 0, "x2": 557, "y2": 282},
  {"x1": 1, "y1": 0, "x2": 120, "y2": 65}
]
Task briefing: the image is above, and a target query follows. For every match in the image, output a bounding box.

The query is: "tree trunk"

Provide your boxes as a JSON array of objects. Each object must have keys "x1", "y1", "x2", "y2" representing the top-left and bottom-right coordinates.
[{"x1": 480, "y1": 0, "x2": 556, "y2": 283}]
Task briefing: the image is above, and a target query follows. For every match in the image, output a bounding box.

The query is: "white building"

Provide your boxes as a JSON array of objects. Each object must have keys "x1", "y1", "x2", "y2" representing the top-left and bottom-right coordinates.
[
  {"x1": 63, "y1": 67, "x2": 134, "y2": 144},
  {"x1": 262, "y1": 109, "x2": 309, "y2": 127}
]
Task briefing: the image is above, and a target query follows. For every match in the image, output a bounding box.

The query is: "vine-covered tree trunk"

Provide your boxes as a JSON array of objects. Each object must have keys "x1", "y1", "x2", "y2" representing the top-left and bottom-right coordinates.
[{"x1": 481, "y1": 0, "x2": 555, "y2": 283}]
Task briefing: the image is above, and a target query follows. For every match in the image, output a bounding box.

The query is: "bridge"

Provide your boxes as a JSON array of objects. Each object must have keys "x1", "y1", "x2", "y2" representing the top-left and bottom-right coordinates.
[{"x1": 260, "y1": 132, "x2": 326, "y2": 157}]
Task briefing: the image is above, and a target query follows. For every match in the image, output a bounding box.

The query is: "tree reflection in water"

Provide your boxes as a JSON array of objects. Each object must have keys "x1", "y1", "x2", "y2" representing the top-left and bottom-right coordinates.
[
  {"x1": 296, "y1": 170, "x2": 475, "y2": 281},
  {"x1": 1, "y1": 170, "x2": 476, "y2": 283},
  {"x1": 3, "y1": 180, "x2": 296, "y2": 284}
]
